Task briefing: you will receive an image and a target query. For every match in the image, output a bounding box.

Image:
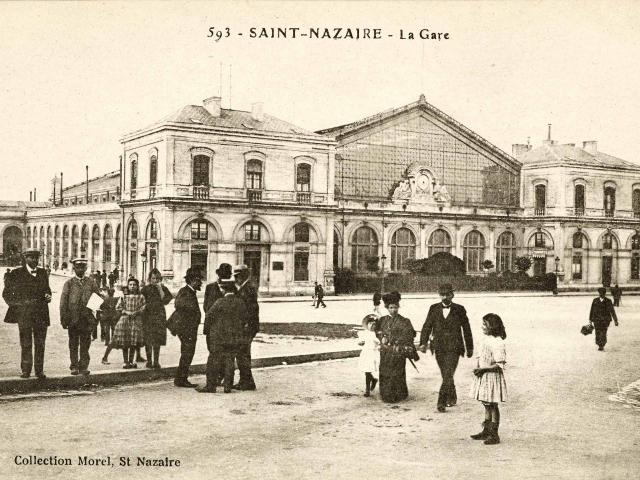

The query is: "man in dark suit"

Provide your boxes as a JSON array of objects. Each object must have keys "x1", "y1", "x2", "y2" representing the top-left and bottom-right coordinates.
[
  {"x1": 610, "y1": 284, "x2": 622, "y2": 307},
  {"x1": 2, "y1": 249, "x2": 52, "y2": 379},
  {"x1": 173, "y1": 267, "x2": 202, "y2": 387},
  {"x1": 232, "y1": 264, "x2": 259, "y2": 390},
  {"x1": 419, "y1": 283, "x2": 474, "y2": 412},
  {"x1": 590, "y1": 287, "x2": 619, "y2": 351}
]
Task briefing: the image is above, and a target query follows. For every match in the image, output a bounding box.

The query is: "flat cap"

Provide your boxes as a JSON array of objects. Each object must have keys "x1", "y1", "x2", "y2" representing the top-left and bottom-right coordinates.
[
  {"x1": 71, "y1": 257, "x2": 88, "y2": 265},
  {"x1": 22, "y1": 249, "x2": 41, "y2": 257}
]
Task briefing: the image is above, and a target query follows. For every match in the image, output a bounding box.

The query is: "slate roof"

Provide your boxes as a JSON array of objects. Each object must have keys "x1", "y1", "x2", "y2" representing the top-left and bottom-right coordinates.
[
  {"x1": 518, "y1": 143, "x2": 640, "y2": 171},
  {"x1": 132, "y1": 105, "x2": 322, "y2": 138}
]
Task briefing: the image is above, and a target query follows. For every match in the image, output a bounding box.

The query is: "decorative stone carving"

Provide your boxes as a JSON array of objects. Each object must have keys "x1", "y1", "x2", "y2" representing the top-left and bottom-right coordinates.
[{"x1": 392, "y1": 179, "x2": 412, "y2": 200}]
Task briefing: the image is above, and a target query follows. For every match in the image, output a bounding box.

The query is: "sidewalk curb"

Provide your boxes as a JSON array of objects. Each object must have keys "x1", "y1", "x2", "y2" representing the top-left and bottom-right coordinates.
[{"x1": 0, "y1": 350, "x2": 361, "y2": 396}]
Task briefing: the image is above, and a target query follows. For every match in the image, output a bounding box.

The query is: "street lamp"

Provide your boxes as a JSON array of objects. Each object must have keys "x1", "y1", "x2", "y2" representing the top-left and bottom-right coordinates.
[
  {"x1": 380, "y1": 254, "x2": 387, "y2": 293},
  {"x1": 554, "y1": 256, "x2": 560, "y2": 273}
]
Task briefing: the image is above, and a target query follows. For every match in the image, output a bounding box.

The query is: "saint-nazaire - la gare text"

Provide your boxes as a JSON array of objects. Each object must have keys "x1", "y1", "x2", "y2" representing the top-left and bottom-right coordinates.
[{"x1": 244, "y1": 27, "x2": 449, "y2": 40}]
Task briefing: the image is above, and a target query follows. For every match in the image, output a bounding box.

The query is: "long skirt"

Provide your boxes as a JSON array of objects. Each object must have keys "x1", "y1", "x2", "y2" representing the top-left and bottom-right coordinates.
[
  {"x1": 110, "y1": 314, "x2": 144, "y2": 349},
  {"x1": 143, "y1": 315, "x2": 167, "y2": 346},
  {"x1": 378, "y1": 350, "x2": 408, "y2": 403}
]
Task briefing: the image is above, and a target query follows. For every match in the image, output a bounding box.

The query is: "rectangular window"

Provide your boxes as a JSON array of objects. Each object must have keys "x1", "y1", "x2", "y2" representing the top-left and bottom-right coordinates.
[
  {"x1": 190, "y1": 221, "x2": 208, "y2": 240},
  {"x1": 294, "y1": 251, "x2": 309, "y2": 281},
  {"x1": 245, "y1": 224, "x2": 261, "y2": 241},
  {"x1": 572, "y1": 254, "x2": 582, "y2": 280},
  {"x1": 247, "y1": 172, "x2": 262, "y2": 190}
]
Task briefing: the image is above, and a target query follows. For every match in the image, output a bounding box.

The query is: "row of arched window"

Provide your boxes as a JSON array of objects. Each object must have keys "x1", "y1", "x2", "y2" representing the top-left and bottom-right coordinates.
[{"x1": 343, "y1": 227, "x2": 518, "y2": 273}]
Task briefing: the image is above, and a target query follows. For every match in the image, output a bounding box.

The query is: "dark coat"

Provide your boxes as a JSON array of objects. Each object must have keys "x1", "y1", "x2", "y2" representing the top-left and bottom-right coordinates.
[
  {"x1": 589, "y1": 297, "x2": 618, "y2": 327},
  {"x1": 60, "y1": 276, "x2": 102, "y2": 331},
  {"x1": 420, "y1": 302, "x2": 474, "y2": 357},
  {"x1": 2, "y1": 266, "x2": 51, "y2": 328},
  {"x1": 141, "y1": 283, "x2": 173, "y2": 345},
  {"x1": 375, "y1": 313, "x2": 416, "y2": 403},
  {"x1": 206, "y1": 294, "x2": 248, "y2": 345},
  {"x1": 203, "y1": 281, "x2": 237, "y2": 323},
  {"x1": 236, "y1": 281, "x2": 259, "y2": 338},
  {"x1": 173, "y1": 286, "x2": 201, "y2": 337}
]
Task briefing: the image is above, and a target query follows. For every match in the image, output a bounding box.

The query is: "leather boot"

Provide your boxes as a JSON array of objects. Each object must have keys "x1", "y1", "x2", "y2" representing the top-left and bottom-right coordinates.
[
  {"x1": 483, "y1": 421, "x2": 500, "y2": 445},
  {"x1": 470, "y1": 421, "x2": 489, "y2": 440}
]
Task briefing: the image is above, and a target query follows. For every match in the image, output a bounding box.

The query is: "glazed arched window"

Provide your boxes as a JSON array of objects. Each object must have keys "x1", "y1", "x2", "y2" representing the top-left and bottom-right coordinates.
[
  {"x1": 130, "y1": 157, "x2": 138, "y2": 191},
  {"x1": 91, "y1": 225, "x2": 100, "y2": 263},
  {"x1": 604, "y1": 186, "x2": 616, "y2": 217},
  {"x1": 574, "y1": 184, "x2": 585, "y2": 215},
  {"x1": 350, "y1": 226, "x2": 378, "y2": 272},
  {"x1": 246, "y1": 159, "x2": 263, "y2": 190},
  {"x1": 103, "y1": 225, "x2": 113, "y2": 264},
  {"x1": 427, "y1": 229, "x2": 452, "y2": 256},
  {"x1": 294, "y1": 223, "x2": 310, "y2": 243},
  {"x1": 390, "y1": 228, "x2": 416, "y2": 271},
  {"x1": 193, "y1": 155, "x2": 210, "y2": 186},
  {"x1": 534, "y1": 184, "x2": 546, "y2": 215},
  {"x1": 496, "y1": 231, "x2": 516, "y2": 273},
  {"x1": 149, "y1": 155, "x2": 158, "y2": 186},
  {"x1": 146, "y1": 219, "x2": 158, "y2": 240},
  {"x1": 296, "y1": 164, "x2": 311, "y2": 192},
  {"x1": 128, "y1": 220, "x2": 138, "y2": 240},
  {"x1": 571, "y1": 232, "x2": 588, "y2": 280},
  {"x1": 463, "y1": 230, "x2": 485, "y2": 273}
]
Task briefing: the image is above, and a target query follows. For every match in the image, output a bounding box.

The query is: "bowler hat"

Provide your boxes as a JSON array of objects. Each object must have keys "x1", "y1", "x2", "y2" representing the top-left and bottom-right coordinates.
[
  {"x1": 438, "y1": 283, "x2": 454, "y2": 295},
  {"x1": 216, "y1": 263, "x2": 233, "y2": 277}
]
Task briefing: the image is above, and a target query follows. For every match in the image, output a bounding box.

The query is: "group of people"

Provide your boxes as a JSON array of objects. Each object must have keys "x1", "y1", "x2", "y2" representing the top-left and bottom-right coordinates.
[{"x1": 2, "y1": 249, "x2": 261, "y2": 394}]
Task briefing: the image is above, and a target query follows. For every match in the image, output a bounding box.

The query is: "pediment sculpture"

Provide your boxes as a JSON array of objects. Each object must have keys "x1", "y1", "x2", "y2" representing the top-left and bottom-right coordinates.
[{"x1": 391, "y1": 164, "x2": 452, "y2": 207}]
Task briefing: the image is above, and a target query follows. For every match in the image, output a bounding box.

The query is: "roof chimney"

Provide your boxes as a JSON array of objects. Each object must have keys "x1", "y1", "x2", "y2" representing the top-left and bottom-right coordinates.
[
  {"x1": 542, "y1": 123, "x2": 555, "y2": 145},
  {"x1": 251, "y1": 102, "x2": 264, "y2": 122},
  {"x1": 203, "y1": 96, "x2": 222, "y2": 117},
  {"x1": 582, "y1": 140, "x2": 597, "y2": 154},
  {"x1": 512, "y1": 144, "x2": 532, "y2": 157}
]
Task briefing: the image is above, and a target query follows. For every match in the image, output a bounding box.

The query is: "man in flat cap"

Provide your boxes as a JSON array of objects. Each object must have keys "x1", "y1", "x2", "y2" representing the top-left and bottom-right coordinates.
[
  {"x1": 60, "y1": 258, "x2": 103, "y2": 375},
  {"x1": 2, "y1": 249, "x2": 52, "y2": 378},
  {"x1": 232, "y1": 264, "x2": 259, "y2": 390},
  {"x1": 419, "y1": 283, "x2": 474, "y2": 412}
]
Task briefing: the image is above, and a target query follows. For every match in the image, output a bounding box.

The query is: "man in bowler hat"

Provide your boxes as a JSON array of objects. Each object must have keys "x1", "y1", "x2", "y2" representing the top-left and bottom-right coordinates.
[
  {"x1": 419, "y1": 283, "x2": 474, "y2": 412},
  {"x1": 173, "y1": 267, "x2": 203, "y2": 387},
  {"x1": 232, "y1": 264, "x2": 259, "y2": 390},
  {"x1": 2, "y1": 249, "x2": 52, "y2": 378},
  {"x1": 60, "y1": 258, "x2": 103, "y2": 375},
  {"x1": 590, "y1": 287, "x2": 619, "y2": 351}
]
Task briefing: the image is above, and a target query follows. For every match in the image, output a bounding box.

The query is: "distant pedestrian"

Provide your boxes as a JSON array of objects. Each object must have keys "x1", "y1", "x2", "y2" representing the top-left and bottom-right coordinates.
[
  {"x1": 4, "y1": 268, "x2": 11, "y2": 283},
  {"x1": 101, "y1": 271, "x2": 107, "y2": 289},
  {"x1": 589, "y1": 287, "x2": 619, "y2": 351},
  {"x1": 419, "y1": 283, "x2": 474, "y2": 412},
  {"x1": 108, "y1": 271, "x2": 116, "y2": 288},
  {"x1": 2, "y1": 250, "x2": 52, "y2": 379},
  {"x1": 60, "y1": 258, "x2": 103, "y2": 375},
  {"x1": 611, "y1": 284, "x2": 622, "y2": 307},
  {"x1": 315, "y1": 283, "x2": 326, "y2": 308},
  {"x1": 110, "y1": 278, "x2": 145, "y2": 369},
  {"x1": 171, "y1": 267, "x2": 202, "y2": 388},
  {"x1": 358, "y1": 314, "x2": 380, "y2": 397},
  {"x1": 141, "y1": 268, "x2": 173, "y2": 369},
  {"x1": 470, "y1": 313, "x2": 508, "y2": 445}
]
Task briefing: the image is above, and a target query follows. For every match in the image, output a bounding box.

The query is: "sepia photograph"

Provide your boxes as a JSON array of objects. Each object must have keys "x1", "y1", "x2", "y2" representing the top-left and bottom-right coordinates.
[{"x1": 1, "y1": 1, "x2": 639, "y2": 479}]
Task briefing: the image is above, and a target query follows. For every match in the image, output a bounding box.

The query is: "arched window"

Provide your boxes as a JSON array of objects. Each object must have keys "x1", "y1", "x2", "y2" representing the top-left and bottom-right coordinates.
[
  {"x1": 333, "y1": 230, "x2": 341, "y2": 270},
  {"x1": 190, "y1": 221, "x2": 208, "y2": 240},
  {"x1": 149, "y1": 155, "x2": 158, "y2": 186},
  {"x1": 62, "y1": 225, "x2": 69, "y2": 260},
  {"x1": 293, "y1": 223, "x2": 311, "y2": 281},
  {"x1": 350, "y1": 226, "x2": 378, "y2": 272},
  {"x1": 533, "y1": 232, "x2": 546, "y2": 248},
  {"x1": 26, "y1": 227, "x2": 31, "y2": 248},
  {"x1": 633, "y1": 189, "x2": 640, "y2": 219},
  {"x1": 602, "y1": 232, "x2": 617, "y2": 250},
  {"x1": 71, "y1": 226, "x2": 80, "y2": 258},
  {"x1": 496, "y1": 231, "x2": 516, "y2": 273},
  {"x1": 246, "y1": 159, "x2": 263, "y2": 190},
  {"x1": 127, "y1": 220, "x2": 138, "y2": 277},
  {"x1": 604, "y1": 186, "x2": 616, "y2": 217},
  {"x1": 54, "y1": 226, "x2": 61, "y2": 260},
  {"x1": 91, "y1": 225, "x2": 100, "y2": 263},
  {"x1": 39, "y1": 227, "x2": 44, "y2": 253},
  {"x1": 115, "y1": 225, "x2": 121, "y2": 265},
  {"x1": 463, "y1": 230, "x2": 485, "y2": 273},
  {"x1": 427, "y1": 229, "x2": 452, "y2": 256},
  {"x1": 244, "y1": 221, "x2": 263, "y2": 242},
  {"x1": 390, "y1": 228, "x2": 416, "y2": 271},
  {"x1": 193, "y1": 155, "x2": 210, "y2": 186},
  {"x1": 572, "y1": 232, "x2": 588, "y2": 280},
  {"x1": 46, "y1": 226, "x2": 52, "y2": 260},
  {"x1": 535, "y1": 184, "x2": 546, "y2": 215},
  {"x1": 128, "y1": 220, "x2": 138, "y2": 240},
  {"x1": 574, "y1": 184, "x2": 585, "y2": 216},
  {"x1": 296, "y1": 164, "x2": 311, "y2": 192},
  {"x1": 130, "y1": 156, "x2": 138, "y2": 191},
  {"x1": 632, "y1": 234, "x2": 640, "y2": 280},
  {"x1": 146, "y1": 219, "x2": 158, "y2": 240},
  {"x1": 81, "y1": 225, "x2": 89, "y2": 257},
  {"x1": 103, "y1": 225, "x2": 113, "y2": 265}
]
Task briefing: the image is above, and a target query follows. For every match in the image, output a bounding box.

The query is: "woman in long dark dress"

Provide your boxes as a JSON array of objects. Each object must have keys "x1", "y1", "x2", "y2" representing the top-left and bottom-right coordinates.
[
  {"x1": 141, "y1": 268, "x2": 173, "y2": 369},
  {"x1": 376, "y1": 291, "x2": 416, "y2": 403}
]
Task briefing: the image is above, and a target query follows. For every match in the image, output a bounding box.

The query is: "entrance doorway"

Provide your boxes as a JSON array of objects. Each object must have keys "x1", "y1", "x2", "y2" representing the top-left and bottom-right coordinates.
[
  {"x1": 243, "y1": 249, "x2": 262, "y2": 286},
  {"x1": 191, "y1": 251, "x2": 208, "y2": 280},
  {"x1": 602, "y1": 256, "x2": 612, "y2": 287},
  {"x1": 533, "y1": 257, "x2": 546, "y2": 277}
]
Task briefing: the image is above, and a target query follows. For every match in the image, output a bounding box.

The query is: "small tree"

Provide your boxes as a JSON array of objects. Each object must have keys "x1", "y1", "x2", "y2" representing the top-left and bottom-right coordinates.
[
  {"x1": 482, "y1": 259, "x2": 494, "y2": 271},
  {"x1": 365, "y1": 255, "x2": 379, "y2": 273},
  {"x1": 514, "y1": 256, "x2": 532, "y2": 274}
]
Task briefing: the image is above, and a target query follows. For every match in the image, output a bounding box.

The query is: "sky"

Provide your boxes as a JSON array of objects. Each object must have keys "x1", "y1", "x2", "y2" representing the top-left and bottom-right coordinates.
[{"x1": 1, "y1": 0, "x2": 640, "y2": 201}]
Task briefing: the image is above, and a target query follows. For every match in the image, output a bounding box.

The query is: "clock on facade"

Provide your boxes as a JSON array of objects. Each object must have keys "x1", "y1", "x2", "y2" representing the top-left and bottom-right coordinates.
[{"x1": 417, "y1": 174, "x2": 430, "y2": 191}]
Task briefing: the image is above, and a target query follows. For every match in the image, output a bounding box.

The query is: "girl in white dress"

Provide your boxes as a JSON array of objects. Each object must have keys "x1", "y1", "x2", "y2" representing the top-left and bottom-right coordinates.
[
  {"x1": 470, "y1": 313, "x2": 507, "y2": 445},
  {"x1": 358, "y1": 314, "x2": 380, "y2": 397}
]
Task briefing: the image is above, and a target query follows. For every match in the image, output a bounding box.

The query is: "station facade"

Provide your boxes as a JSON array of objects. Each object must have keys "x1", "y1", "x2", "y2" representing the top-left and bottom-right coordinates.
[{"x1": 5, "y1": 94, "x2": 640, "y2": 293}]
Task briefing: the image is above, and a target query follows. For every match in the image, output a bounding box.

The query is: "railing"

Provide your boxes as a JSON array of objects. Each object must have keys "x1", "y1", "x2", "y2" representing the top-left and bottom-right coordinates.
[
  {"x1": 534, "y1": 207, "x2": 545, "y2": 216},
  {"x1": 193, "y1": 186, "x2": 209, "y2": 199},
  {"x1": 574, "y1": 207, "x2": 584, "y2": 216},
  {"x1": 247, "y1": 189, "x2": 263, "y2": 202},
  {"x1": 296, "y1": 192, "x2": 311, "y2": 204}
]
